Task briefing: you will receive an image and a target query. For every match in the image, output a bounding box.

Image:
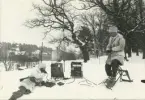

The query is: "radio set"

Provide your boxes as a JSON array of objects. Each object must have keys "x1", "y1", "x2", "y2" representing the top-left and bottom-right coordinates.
[
  {"x1": 71, "y1": 62, "x2": 83, "y2": 78},
  {"x1": 51, "y1": 63, "x2": 64, "y2": 78},
  {"x1": 50, "y1": 61, "x2": 83, "y2": 79}
]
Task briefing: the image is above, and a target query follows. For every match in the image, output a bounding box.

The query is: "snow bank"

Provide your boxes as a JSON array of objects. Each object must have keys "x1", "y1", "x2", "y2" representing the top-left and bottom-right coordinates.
[{"x1": 0, "y1": 53, "x2": 145, "y2": 99}]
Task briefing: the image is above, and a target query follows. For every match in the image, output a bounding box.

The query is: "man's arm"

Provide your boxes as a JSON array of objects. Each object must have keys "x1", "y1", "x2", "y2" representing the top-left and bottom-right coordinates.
[
  {"x1": 30, "y1": 69, "x2": 46, "y2": 79},
  {"x1": 20, "y1": 77, "x2": 29, "y2": 82},
  {"x1": 112, "y1": 38, "x2": 125, "y2": 51},
  {"x1": 106, "y1": 37, "x2": 112, "y2": 51}
]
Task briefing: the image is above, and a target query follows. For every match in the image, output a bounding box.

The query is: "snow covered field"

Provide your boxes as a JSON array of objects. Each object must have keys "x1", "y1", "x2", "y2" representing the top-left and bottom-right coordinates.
[{"x1": 0, "y1": 53, "x2": 145, "y2": 100}]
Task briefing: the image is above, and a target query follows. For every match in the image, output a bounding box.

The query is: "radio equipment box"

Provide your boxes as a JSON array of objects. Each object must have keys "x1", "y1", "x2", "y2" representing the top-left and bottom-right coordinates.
[
  {"x1": 71, "y1": 62, "x2": 83, "y2": 78},
  {"x1": 51, "y1": 63, "x2": 64, "y2": 78}
]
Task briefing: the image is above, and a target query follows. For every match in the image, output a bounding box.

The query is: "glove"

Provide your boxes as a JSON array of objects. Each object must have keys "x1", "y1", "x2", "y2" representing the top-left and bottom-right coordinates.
[{"x1": 106, "y1": 50, "x2": 112, "y2": 53}]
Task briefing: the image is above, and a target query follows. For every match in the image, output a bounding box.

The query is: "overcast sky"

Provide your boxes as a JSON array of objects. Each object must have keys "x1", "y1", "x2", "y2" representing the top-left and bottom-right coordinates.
[
  {"x1": 0, "y1": 0, "x2": 51, "y2": 47},
  {"x1": 1, "y1": 0, "x2": 144, "y2": 47},
  {"x1": 0, "y1": 0, "x2": 82, "y2": 48}
]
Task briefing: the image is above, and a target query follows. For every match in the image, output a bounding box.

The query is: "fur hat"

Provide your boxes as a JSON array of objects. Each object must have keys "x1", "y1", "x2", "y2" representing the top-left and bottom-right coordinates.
[
  {"x1": 108, "y1": 26, "x2": 118, "y2": 33},
  {"x1": 38, "y1": 63, "x2": 46, "y2": 69}
]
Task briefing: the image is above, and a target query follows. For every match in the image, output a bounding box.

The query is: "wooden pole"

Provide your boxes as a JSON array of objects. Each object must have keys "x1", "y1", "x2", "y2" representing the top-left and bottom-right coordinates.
[{"x1": 41, "y1": 42, "x2": 43, "y2": 63}]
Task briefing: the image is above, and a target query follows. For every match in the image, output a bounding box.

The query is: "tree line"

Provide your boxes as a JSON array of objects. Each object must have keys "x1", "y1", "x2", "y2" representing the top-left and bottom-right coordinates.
[{"x1": 0, "y1": 42, "x2": 52, "y2": 71}]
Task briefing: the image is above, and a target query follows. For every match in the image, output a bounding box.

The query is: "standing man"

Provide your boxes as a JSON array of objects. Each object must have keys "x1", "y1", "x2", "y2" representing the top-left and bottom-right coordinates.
[
  {"x1": 80, "y1": 43, "x2": 90, "y2": 63},
  {"x1": 105, "y1": 26, "x2": 125, "y2": 82}
]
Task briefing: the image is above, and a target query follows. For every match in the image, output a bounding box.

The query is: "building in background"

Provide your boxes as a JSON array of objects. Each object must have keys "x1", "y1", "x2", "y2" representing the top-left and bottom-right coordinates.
[{"x1": 51, "y1": 42, "x2": 81, "y2": 61}]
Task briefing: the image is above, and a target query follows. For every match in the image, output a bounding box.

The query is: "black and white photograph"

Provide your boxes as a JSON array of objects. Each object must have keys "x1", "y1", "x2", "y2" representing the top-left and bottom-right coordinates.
[{"x1": 0, "y1": 0, "x2": 145, "y2": 100}]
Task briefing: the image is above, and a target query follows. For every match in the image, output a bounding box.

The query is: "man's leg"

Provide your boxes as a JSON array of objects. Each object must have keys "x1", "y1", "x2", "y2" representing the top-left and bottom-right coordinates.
[
  {"x1": 111, "y1": 59, "x2": 120, "y2": 78},
  {"x1": 81, "y1": 46, "x2": 89, "y2": 63},
  {"x1": 105, "y1": 64, "x2": 112, "y2": 77},
  {"x1": 9, "y1": 86, "x2": 28, "y2": 100}
]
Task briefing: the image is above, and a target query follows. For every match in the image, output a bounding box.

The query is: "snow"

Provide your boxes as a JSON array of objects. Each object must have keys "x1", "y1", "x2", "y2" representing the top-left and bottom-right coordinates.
[{"x1": 0, "y1": 53, "x2": 145, "y2": 99}]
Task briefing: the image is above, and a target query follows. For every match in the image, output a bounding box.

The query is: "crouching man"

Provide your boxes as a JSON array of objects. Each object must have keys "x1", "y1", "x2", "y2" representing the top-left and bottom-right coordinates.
[
  {"x1": 9, "y1": 63, "x2": 48, "y2": 100},
  {"x1": 105, "y1": 26, "x2": 125, "y2": 83}
]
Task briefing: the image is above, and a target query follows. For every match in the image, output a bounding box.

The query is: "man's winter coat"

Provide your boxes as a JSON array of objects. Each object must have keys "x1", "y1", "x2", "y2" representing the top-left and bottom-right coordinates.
[
  {"x1": 106, "y1": 34, "x2": 125, "y2": 65},
  {"x1": 20, "y1": 64, "x2": 47, "y2": 92}
]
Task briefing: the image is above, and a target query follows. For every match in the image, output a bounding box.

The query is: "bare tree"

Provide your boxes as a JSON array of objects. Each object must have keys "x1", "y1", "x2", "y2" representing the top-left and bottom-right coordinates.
[
  {"x1": 79, "y1": 10, "x2": 109, "y2": 57},
  {"x1": 0, "y1": 43, "x2": 11, "y2": 71},
  {"x1": 80, "y1": 12, "x2": 98, "y2": 56},
  {"x1": 79, "y1": 0, "x2": 145, "y2": 59},
  {"x1": 25, "y1": 0, "x2": 88, "y2": 60},
  {"x1": 26, "y1": 0, "x2": 80, "y2": 42}
]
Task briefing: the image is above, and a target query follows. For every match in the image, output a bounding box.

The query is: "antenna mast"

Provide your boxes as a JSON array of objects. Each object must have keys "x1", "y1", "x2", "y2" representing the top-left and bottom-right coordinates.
[{"x1": 62, "y1": 1, "x2": 65, "y2": 72}]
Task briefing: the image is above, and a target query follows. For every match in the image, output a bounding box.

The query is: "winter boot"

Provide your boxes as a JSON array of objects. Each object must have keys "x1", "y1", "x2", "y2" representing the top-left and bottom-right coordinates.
[
  {"x1": 109, "y1": 77, "x2": 116, "y2": 85},
  {"x1": 9, "y1": 91, "x2": 24, "y2": 100},
  {"x1": 9, "y1": 86, "x2": 27, "y2": 100},
  {"x1": 141, "y1": 80, "x2": 145, "y2": 83},
  {"x1": 106, "y1": 77, "x2": 116, "y2": 89},
  {"x1": 110, "y1": 77, "x2": 116, "y2": 82},
  {"x1": 104, "y1": 76, "x2": 111, "y2": 85}
]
